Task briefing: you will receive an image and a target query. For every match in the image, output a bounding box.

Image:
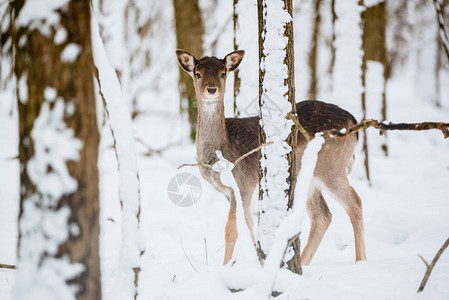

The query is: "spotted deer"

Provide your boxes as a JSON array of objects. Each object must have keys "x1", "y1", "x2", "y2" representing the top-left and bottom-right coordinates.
[{"x1": 176, "y1": 49, "x2": 366, "y2": 266}]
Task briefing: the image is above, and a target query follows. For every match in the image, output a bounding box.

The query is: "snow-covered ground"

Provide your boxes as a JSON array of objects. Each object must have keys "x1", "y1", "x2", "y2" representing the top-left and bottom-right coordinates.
[{"x1": 1, "y1": 69, "x2": 449, "y2": 299}]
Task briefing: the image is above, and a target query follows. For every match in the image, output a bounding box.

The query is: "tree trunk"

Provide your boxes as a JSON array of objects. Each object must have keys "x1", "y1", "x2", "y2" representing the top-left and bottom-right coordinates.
[
  {"x1": 11, "y1": 1, "x2": 101, "y2": 299},
  {"x1": 307, "y1": 0, "x2": 322, "y2": 100},
  {"x1": 257, "y1": 0, "x2": 301, "y2": 275},
  {"x1": 173, "y1": 0, "x2": 204, "y2": 141},
  {"x1": 233, "y1": 0, "x2": 241, "y2": 116},
  {"x1": 362, "y1": 1, "x2": 388, "y2": 158}
]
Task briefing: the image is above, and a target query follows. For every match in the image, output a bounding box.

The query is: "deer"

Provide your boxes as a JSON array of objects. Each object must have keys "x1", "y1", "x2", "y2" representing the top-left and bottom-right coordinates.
[{"x1": 176, "y1": 49, "x2": 366, "y2": 266}]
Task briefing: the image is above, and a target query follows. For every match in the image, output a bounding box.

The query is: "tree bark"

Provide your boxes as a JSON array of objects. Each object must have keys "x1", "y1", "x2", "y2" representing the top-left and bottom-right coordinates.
[
  {"x1": 11, "y1": 1, "x2": 101, "y2": 299},
  {"x1": 257, "y1": 0, "x2": 301, "y2": 275},
  {"x1": 173, "y1": 0, "x2": 204, "y2": 141}
]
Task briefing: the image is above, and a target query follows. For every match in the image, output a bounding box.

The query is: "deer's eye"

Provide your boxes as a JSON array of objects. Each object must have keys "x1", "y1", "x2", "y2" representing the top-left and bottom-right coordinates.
[
  {"x1": 195, "y1": 73, "x2": 201, "y2": 79},
  {"x1": 220, "y1": 73, "x2": 226, "y2": 79}
]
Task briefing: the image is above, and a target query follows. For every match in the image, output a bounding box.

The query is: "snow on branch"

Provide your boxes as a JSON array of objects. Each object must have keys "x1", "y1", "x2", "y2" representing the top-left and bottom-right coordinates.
[{"x1": 91, "y1": 14, "x2": 143, "y2": 300}]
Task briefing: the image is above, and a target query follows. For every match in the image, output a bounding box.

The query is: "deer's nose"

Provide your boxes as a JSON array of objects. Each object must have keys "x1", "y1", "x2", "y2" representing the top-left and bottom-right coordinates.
[{"x1": 207, "y1": 87, "x2": 217, "y2": 95}]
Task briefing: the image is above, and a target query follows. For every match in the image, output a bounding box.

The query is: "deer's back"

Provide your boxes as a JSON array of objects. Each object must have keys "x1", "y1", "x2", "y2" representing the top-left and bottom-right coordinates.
[{"x1": 225, "y1": 100, "x2": 357, "y2": 156}]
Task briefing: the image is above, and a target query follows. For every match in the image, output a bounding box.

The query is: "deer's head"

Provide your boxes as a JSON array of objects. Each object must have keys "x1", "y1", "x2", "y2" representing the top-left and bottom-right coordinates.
[{"x1": 176, "y1": 50, "x2": 245, "y2": 108}]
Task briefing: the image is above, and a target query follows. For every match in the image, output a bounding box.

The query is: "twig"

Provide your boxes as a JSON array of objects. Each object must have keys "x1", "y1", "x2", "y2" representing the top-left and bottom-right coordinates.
[
  {"x1": 0, "y1": 263, "x2": 16, "y2": 270},
  {"x1": 177, "y1": 141, "x2": 273, "y2": 170},
  {"x1": 177, "y1": 161, "x2": 213, "y2": 170},
  {"x1": 204, "y1": 238, "x2": 208, "y2": 266},
  {"x1": 234, "y1": 141, "x2": 273, "y2": 166},
  {"x1": 287, "y1": 112, "x2": 311, "y2": 141},
  {"x1": 417, "y1": 237, "x2": 449, "y2": 293},
  {"x1": 135, "y1": 137, "x2": 183, "y2": 157},
  {"x1": 180, "y1": 238, "x2": 198, "y2": 272}
]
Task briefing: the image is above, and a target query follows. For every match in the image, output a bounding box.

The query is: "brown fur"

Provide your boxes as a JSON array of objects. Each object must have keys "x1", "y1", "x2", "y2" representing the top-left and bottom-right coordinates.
[{"x1": 176, "y1": 50, "x2": 366, "y2": 265}]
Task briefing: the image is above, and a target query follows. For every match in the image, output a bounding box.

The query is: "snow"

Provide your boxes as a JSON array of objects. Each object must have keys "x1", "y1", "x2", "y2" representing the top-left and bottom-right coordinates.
[
  {"x1": 16, "y1": 0, "x2": 69, "y2": 37},
  {"x1": 2, "y1": 1, "x2": 449, "y2": 299},
  {"x1": 27, "y1": 99, "x2": 81, "y2": 198},
  {"x1": 60, "y1": 44, "x2": 82, "y2": 63},
  {"x1": 247, "y1": 137, "x2": 325, "y2": 299},
  {"x1": 12, "y1": 98, "x2": 84, "y2": 299}
]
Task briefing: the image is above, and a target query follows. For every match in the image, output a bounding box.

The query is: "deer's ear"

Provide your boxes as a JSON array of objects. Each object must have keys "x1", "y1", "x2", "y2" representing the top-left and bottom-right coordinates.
[
  {"x1": 223, "y1": 50, "x2": 245, "y2": 72},
  {"x1": 176, "y1": 49, "x2": 196, "y2": 75}
]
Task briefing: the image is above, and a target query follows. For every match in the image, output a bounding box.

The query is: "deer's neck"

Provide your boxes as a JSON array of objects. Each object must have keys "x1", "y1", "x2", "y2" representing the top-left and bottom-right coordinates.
[{"x1": 196, "y1": 100, "x2": 229, "y2": 161}]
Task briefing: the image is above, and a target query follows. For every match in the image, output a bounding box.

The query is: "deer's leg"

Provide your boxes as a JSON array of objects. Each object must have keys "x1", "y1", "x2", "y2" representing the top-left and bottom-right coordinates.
[
  {"x1": 208, "y1": 173, "x2": 238, "y2": 265},
  {"x1": 242, "y1": 196, "x2": 256, "y2": 245},
  {"x1": 223, "y1": 191, "x2": 237, "y2": 265},
  {"x1": 321, "y1": 176, "x2": 366, "y2": 263},
  {"x1": 301, "y1": 183, "x2": 332, "y2": 266}
]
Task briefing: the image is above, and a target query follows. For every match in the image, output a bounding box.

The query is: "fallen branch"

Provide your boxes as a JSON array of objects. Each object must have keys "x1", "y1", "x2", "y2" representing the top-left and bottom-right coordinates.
[
  {"x1": 0, "y1": 263, "x2": 16, "y2": 270},
  {"x1": 177, "y1": 141, "x2": 273, "y2": 170},
  {"x1": 417, "y1": 237, "x2": 449, "y2": 293}
]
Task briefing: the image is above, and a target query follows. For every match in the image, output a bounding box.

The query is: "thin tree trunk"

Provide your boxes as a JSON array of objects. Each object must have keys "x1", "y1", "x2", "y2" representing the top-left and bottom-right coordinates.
[
  {"x1": 307, "y1": 0, "x2": 322, "y2": 100},
  {"x1": 329, "y1": 0, "x2": 337, "y2": 78},
  {"x1": 173, "y1": 0, "x2": 204, "y2": 141},
  {"x1": 362, "y1": 1, "x2": 388, "y2": 160},
  {"x1": 257, "y1": 0, "x2": 301, "y2": 275},
  {"x1": 11, "y1": 1, "x2": 101, "y2": 299},
  {"x1": 233, "y1": 0, "x2": 241, "y2": 116}
]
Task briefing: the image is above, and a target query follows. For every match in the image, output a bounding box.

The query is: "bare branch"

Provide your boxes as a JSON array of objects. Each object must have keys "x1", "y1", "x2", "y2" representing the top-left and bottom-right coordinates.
[
  {"x1": 417, "y1": 237, "x2": 449, "y2": 293},
  {"x1": 177, "y1": 161, "x2": 213, "y2": 170},
  {"x1": 418, "y1": 254, "x2": 430, "y2": 267},
  {"x1": 135, "y1": 137, "x2": 183, "y2": 157},
  {"x1": 181, "y1": 238, "x2": 198, "y2": 272},
  {"x1": 177, "y1": 141, "x2": 273, "y2": 170},
  {"x1": 287, "y1": 112, "x2": 311, "y2": 141},
  {"x1": 322, "y1": 119, "x2": 449, "y2": 139},
  {"x1": 234, "y1": 141, "x2": 273, "y2": 166},
  {"x1": 0, "y1": 263, "x2": 16, "y2": 270}
]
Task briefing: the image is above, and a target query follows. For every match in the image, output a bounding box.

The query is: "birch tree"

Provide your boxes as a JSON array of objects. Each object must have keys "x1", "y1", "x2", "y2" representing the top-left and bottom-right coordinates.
[
  {"x1": 9, "y1": 1, "x2": 101, "y2": 299},
  {"x1": 92, "y1": 14, "x2": 143, "y2": 300},
  {"x1": 257, "y1": 0, "x2": 301, "y2": 274}
]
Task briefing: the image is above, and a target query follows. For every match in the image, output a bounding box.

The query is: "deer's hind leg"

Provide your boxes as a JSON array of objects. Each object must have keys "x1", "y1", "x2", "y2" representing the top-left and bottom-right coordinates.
[
  {"x1": 301, "y1": 181, "x2": 333, "y2": 266},
  {"x1": 317, "y1": 168, "x2": 366, "y2": 263}
]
